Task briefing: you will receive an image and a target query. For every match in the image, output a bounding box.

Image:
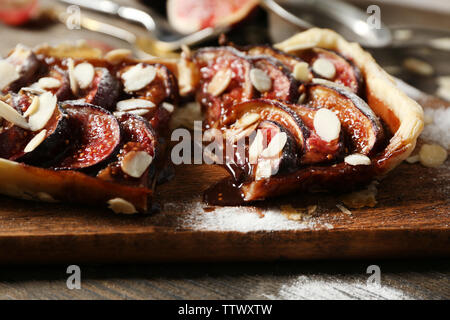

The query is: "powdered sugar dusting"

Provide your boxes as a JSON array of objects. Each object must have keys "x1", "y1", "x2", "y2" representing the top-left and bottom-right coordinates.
[
  {"x1": 421, "y1": 107, "x2": 450, "y2": 149},
  {"x1": 166, "y1": 201, "x2": 333, "y2": 232},
  {"x1": 263, "y1": 275, "x2": 414, "y2": 300}
]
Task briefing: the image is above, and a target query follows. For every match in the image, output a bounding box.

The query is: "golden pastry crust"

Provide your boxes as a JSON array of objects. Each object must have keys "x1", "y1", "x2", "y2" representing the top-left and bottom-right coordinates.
[{"x1": 275, "y1": 28, "x2": 424, "y2": 173}]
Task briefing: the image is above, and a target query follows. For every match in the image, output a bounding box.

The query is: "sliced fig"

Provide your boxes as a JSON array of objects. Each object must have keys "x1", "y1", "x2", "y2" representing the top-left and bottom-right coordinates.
[
  {"x1": 296, "y1": 48, "x2": 362, "y2": 94},
  {"x1": 248, "y1": 55, "x2": 300, "y2": 103},
  {"x1": 42, "y1": 66, "x2": 73, "y2": 101},
  {"x1": 194, "y1": 47, "x2": 255, "y2": 127},
  {"x1": 18, "y1": 106, "x2": 70, "y2": 166},
  {"x1": 97, "y1": 113, "x2": 157, "y2": 186},
  {"x1": 54, "y1": 101, "x2": 121, "y2": 170},
  {"x1": 225, "y1": 99, "x2": 308, "y2": 150},
  {"x1": 167, "y1": 0, "x2": 258, "y2": 34},
  {"x1": 3, "y1": 46, "x2": 44, "y2": 93},
  {"x1": 250, "y1": 120, "x2": 299, "y2": 180},
  {"x1": 287, "y1": 104, "x2": 344, "y2": 164},
  {"x1": 246, "y1": 45, "x2": 306, "y2": 72},
  {"x1": 0, "y1": 93, "x2": 70, "y2": 166},
  {"x1": 79, "y1": 67, "x2": 120, "y2": 110},
  {"x1": 304, "y1": 82, "x2": 382, "y2": 155},
  {"x1": 118, "y1": 63, "x2": 178, "y2": 106}
]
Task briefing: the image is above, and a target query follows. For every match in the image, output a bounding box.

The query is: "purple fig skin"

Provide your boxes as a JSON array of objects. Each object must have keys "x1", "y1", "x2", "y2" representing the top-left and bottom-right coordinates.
[
  {"x1": 248, "y1": 55, "x2": 300, "y2": 103},
  {"x1": 84, "y1": 67, "x2": 121, "y2": 111},
  {"x1": 253, "y1": 120, "x2": 300, "y2": 177},
  {"x1": 18, "y1": 106, "x2": 71, "y2": 167},
  {"x1": 245, "y1": 45, "x2": 307, "y2": 72},
  {"x1": 5, "y1": 47, "x2": 45, "y2": 92},
  {"x1": 226, "y1": 99, "x2": 309, "y2": 151},
  {"x1": 305, "y1": 81, "x2": 383, "y2": 155},
  {"x1": 298, "y1": 47, "x2": 363, "y2": 94},
  {"x1": 97, "y1": 113, "x2": 159, "y2": 186},
  {"x1": 53, "y1": 101, "x2": 121, "y2": 171}
]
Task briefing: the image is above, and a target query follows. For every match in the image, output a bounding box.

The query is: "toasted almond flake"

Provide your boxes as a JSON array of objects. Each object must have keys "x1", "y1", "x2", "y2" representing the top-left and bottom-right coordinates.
[
  {"x1": 121, "y1": 150, "x2": 153, "y2": 178},
  {"x1": 255, "y1": 158, "x2": 274, "y2": 180},
  {"x1": 67, "y1": 58, "x2": 78, "y2": 95},
  {"x1": 226, "y1": 122, "x2": 258, "y2": 143},
  {"x1": 23, "y1": 95, "x2": 40, "y2": 117},
  {"x1": 260, "y1": 132, "x2": 287, "y2": 158},
  {"x1": 161, "y1": 102, "x2": 174, "y2": 113},
  {"x1": 0, "y1": 100, "x2": 29, "y2": 129},
  {"x1": 116, "y1": 99, "x2": 155, "y2": 111},
  {"x1": 249, "y1": 129, "x2": 264, "y2": 164},
  {"x1": 344, "y1": 153, "x2": 371, "y2": 166},
  {"x1": 105, "y1": 49, "x2": 132, "y2": 64},
  {"x1": 297, "y1": 92, "x2": 306, "y2": 104},
  {"x1": 336, "y1": 204, "x2": 352, "y2": 215},
  {"x1": 129, "y1": 109, "x2": 150, "y2": 116},
  {"x1": 28, "y1": 92, "x2": 57, "y2": 131},
  {"x1": 436, "y1": 86, "x2": 450, "y2": 101},
  {"x1": 279, "y1": 43, "x2": 315, "y2": 53},
  {"x1": 74, "y1": 62, "x2": 95, "y2": 89},
  {"x1": 403, "y1": 58, "x2": 434, "y2": 76},
  {"x1": 235, "y1": 112, "x2": 260, "y2": 129},
  {"x1": 107, "y1": 198, "x2": 137, "y2": 214},
  {"x1": 250, "y1": 68, "x2": 272, "y2": 92},
  {"x1": 24, "y1": 129, "x2": 47, "y2": 153},
  {"x1": 405, "y1": 154, "x2": 420, "y2": 164},
  {"x1": 20, "y1": 87, "x2": 46, "y2": 95},
  {"x1": 207, "y1": 69, "x2": 232, "y2": 96},
  {"x1": 38, "y1": 77, "x2": 61, "y2": 89},
  {"x1": 0, "y1": 60, "x2": 20, "y2": 90},
  {"x1": 293, "y1": 62, "x2": 311, "y2": 82},
  {"x1": 430, "y1": 37, "x2": 450, "y2": 51},
  {"x1": 419, "y1": 143, "x2": 448, "y2": 168},
  {"x1": 437, "y1": 76, "x2": 450, "y2": 88},
  {"x1": 313, "y1": 108, "x2": 341, "y2": 142},
  {"x1": 121, "y1": 63, "x2": 157, "y2": 92},
  {"x1": 114, "y1": 109, "x2": 150, "y2": 117},
  {"x1": 312, "y1": 58, "x2": 336, "y2": 79}
]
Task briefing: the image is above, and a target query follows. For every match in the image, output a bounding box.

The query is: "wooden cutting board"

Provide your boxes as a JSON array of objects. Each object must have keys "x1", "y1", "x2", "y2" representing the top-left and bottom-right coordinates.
[{"x1": 0, "y1": 92, "x2": 448, "y2": 264}]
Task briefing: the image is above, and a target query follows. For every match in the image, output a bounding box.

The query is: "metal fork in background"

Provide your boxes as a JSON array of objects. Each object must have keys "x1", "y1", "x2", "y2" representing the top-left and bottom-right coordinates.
[{"x1": 58, "y1": 0, "x2": 229, "y2": 52}]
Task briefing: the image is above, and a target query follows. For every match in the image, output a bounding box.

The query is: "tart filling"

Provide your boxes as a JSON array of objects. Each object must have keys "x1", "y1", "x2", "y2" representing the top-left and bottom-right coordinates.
[
  {"x1": 0, "y1": 43, "x2": 178, "y2": 213},
  {"x1": 185, "y1": 29, "x2": 423, "y2": 205}
]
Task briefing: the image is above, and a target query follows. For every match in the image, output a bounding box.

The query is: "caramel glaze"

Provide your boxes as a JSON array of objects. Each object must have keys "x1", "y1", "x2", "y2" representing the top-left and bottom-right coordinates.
[
  {"x1": 204, "y1": 126, "x2": 393, "y2": 206},
  {"x1": 204, "y1": 95, "x2": 394, "y2": 206}
]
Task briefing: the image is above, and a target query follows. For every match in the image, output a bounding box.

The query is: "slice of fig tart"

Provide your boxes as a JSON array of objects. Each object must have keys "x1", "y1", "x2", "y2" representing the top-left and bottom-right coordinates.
[
  {"x1": 182, "y1": 29, "x2": 423, "y2": 205},
  {"x1": 0, "y1": 43, "x2": 179, "y2": 214}
]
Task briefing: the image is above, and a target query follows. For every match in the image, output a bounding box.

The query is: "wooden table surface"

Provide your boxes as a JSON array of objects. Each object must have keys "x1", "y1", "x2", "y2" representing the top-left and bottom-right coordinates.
[{"x1": 0, "y1": 0, "x2": 449, "y2": 300}]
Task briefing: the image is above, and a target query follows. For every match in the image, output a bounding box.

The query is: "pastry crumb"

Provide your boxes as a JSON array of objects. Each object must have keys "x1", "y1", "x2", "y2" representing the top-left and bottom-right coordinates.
[
  {"x1": 419, "y1": 144, "x2": 448, "y2": 168},
  {"x1": 340, "y1": 181, "x2": 378, "y2": 209}
]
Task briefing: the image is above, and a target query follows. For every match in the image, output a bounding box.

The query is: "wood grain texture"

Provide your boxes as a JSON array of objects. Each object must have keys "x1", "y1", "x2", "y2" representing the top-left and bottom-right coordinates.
[{"x1": 0, "y1": 150, "x2": 448, "y2": 263}]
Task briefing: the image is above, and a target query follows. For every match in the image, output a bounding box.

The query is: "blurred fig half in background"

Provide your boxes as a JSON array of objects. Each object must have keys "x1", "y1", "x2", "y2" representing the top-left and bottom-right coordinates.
[
  {"x1": 0, "y1": 0, "x2": 38, "y2": 26},
  {"x1": 167, "y1": 0, "x2": 259, "y2": 34}
]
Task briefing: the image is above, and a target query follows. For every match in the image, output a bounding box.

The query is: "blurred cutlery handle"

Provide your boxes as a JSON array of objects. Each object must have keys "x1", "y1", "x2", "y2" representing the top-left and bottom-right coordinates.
[
  {"x1": 57, "y1": 8, "x2": 137, "y2": 44},
  {"x1": 59, "y1": 0, "x2": 119, "y2": 15},
  {"x1": 59, "y1": 0, "x2": 156, "y2": 32}
]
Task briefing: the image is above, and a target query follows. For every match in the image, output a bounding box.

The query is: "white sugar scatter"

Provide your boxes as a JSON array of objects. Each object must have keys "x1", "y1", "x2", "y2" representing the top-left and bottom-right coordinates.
[
  {"x1": 168, "y1": 201, "x2": 333, "y2": 232},
  {"x1": 421, "y1": 107, "x2": 450, "y2": 149},
  {"x1": 263, "y1": 275, "x2": 414, "y2": 300}
]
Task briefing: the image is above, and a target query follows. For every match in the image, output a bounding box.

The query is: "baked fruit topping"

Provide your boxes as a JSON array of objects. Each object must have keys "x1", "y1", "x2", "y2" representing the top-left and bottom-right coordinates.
[
  {"x1": 0, "y1": 43, "x2": 179, "y2": 213},
  {"x1": 185, "y1": 30, "x2": 423, "y2": 205}
]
